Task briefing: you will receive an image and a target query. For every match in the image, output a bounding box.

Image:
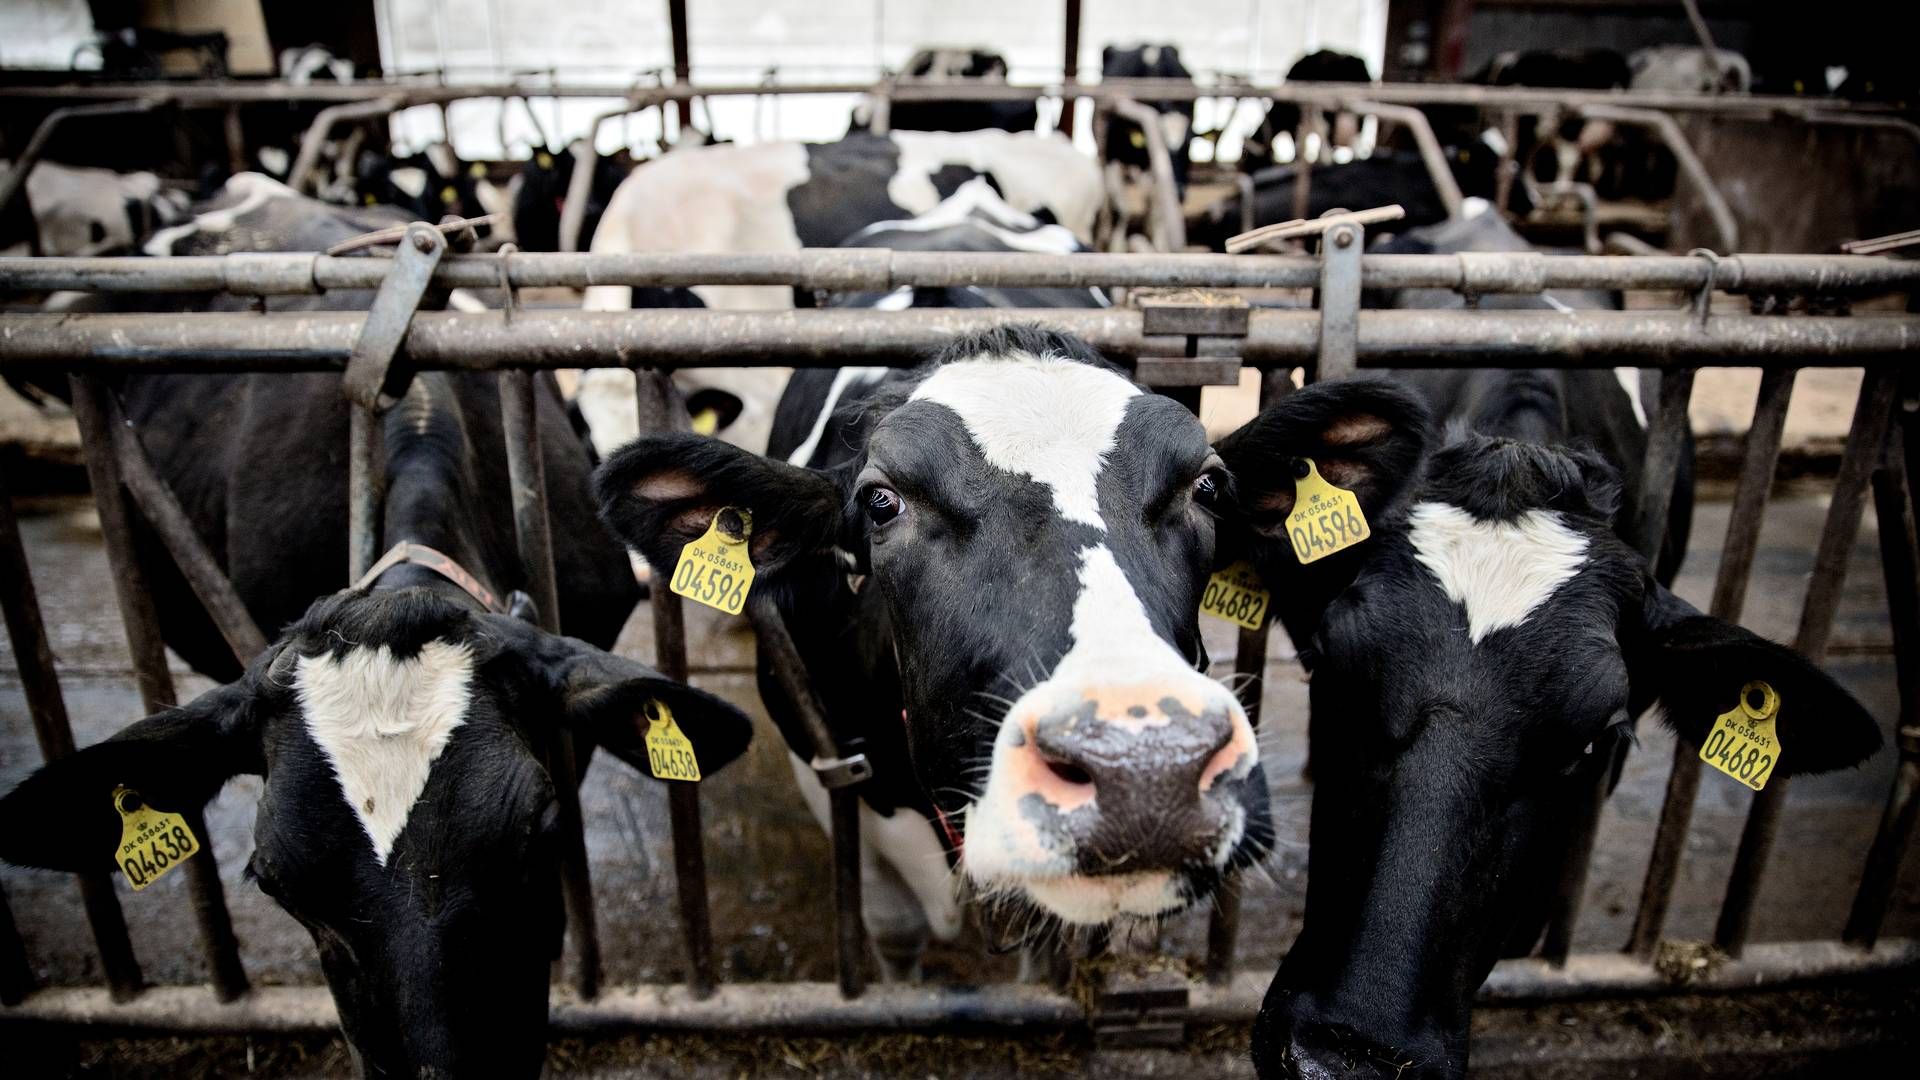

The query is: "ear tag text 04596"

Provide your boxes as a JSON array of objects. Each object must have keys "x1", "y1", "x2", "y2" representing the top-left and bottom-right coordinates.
[
  {"x1": 1287, "y1": 458, "x2": 1369, "y2": 565},
  {"x1": 644, "y1": 700, "x2": 702, "y2": 782},
  {"x1": 1700, "y1": 681, "x2": 1782, "y2": 791},
  {"x1": 670, "y1": 508, "x2": 754, "y2": 615},
  {"x1": 1202, "y1": 560, "x2": 1272, "y2": 630},
  {"x1": 113, "y1": 786, "x2": 199, "y2": 891}
]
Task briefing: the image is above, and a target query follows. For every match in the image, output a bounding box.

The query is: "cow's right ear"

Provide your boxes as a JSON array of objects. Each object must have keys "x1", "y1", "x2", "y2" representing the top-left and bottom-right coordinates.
[
  {"x1": 1214, "y1": 376, "x2": 1432, "y2": 555},
  {"x1": 595, "y1": 433, "x2": 846, "y2": 582},
  {"x1": 0, "y1": 680, "x2": 261, "y2": 874}
]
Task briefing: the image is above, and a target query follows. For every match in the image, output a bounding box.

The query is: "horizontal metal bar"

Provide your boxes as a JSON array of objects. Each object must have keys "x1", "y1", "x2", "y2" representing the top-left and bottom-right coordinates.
[
  {"x1": 1, "y1": 309, "x2": 1914, "y2": 371},
  {"x1": 4, "y1": 940, "x2": 1912, "y2": 1034},
  {"x1": 0, "y1": 77, "x2": 1900, "y2": 117},
  {"x1": 5, "y1": 251, "x2": 1917, "y2": 297}
]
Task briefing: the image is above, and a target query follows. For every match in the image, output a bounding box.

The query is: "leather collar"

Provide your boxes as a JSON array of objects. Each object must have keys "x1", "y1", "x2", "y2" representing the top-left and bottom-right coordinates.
[{"x1": 352, "y1": 541, "x2": 504, "y2": 614}]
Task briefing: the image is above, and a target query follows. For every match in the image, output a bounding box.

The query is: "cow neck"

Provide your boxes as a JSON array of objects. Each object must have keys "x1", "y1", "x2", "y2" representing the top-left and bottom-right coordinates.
[{"x1": 354, "y1": 541, "x2": 505, "y2": 613}]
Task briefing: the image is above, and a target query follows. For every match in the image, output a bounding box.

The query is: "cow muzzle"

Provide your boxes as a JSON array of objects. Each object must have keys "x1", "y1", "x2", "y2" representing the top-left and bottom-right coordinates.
[{"x1": 962, "y1": 675, "x2": 1259, "y2": 924}]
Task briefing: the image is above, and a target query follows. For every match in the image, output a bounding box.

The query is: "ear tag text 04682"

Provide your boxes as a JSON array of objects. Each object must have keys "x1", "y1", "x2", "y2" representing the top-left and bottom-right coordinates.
[
  {"x1": 670, "y1": 508, "x2": 754, "y2": 615},
  {"x1": 113, "y1": 786, "x2": 199, "y2": 891},
  {"x1": 1700, "y1": 681, "x2": 1781, "y2": 791},
  {"x1": 644, "y1": 700, "x2": 702, "y2": 782},
  {"x1": 1202, "y1": 560, "x2": 1272, "y2": 630},
  {"x1": 1287, "y1": 458, "x2": 1369, "y2": 565}
]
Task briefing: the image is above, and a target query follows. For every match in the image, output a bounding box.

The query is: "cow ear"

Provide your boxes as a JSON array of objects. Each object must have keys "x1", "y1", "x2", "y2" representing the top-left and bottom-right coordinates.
[
  {"x1": 0, "y1": 680, "x2": 261, "y2": 874},
  {"x1": 1215, "y1": 376, "x2": 1431, "y2": 557},
  {"x1": 545, "y1": 634, "x2": 754, "y2": 779},
  {"x1": 595, "y1": 433, "x2": 845, "y2": 582},
  {"x1": 1630, "y1": 582, "x2": 1882, "y2": 777}
]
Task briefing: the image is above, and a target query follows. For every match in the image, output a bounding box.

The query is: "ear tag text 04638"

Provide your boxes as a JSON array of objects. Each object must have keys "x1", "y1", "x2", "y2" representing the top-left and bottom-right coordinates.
[
  {"x1": 1700, "y1": 681, "x2": 1782, "y2": 791},
  {"x1": 670, "y1": 508, "x2": 754, "y2": 615},
  {"x1": 113, "y1": 786, "x2": 199, "y2": 891},
  {"x1": 1287, "y1": 458, "x2": 1369, "y2": 565},
  {"x1": 644, "y1": 700, "x2": 702, "y2": 782},
  {"x1": 1202, "y1": 560, "x2": 1272, "y2": 630}
]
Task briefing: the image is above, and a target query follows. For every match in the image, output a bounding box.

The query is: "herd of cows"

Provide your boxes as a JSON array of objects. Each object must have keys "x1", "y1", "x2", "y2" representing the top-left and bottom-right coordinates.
[{"x1": 0, "y1": 41, "x2": 1894, "y2": 1080}]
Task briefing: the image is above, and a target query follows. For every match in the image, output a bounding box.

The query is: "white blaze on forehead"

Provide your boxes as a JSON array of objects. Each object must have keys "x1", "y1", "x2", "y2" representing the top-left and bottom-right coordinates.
[
  {"x1": 910, "y1": 353, "x2": 1139, "y2": 529},
  {"x1": 1408, "y1": 502, "x2": 1589, "y2": 644},
  {"x1": 295, "y1": 641, "x2": 474, "y2": 865}
]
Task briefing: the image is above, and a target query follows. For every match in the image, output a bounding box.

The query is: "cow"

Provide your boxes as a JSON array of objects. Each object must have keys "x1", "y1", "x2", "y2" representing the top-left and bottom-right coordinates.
[
  {"x1": 1243, "y1": 50, "x2": 1375, "y2": 174},
  {"x1": 1100, "y1": 44, "x2": 1196, "y2": 190},
  {"x1": 1218, "y1": 214, "x2": 1882, "y2": 1077},
  {"x1": 352, "y1": 143, "x2": 504, "y2": 239},
  {"x1": 852, "y1": 48, "x2": 1039, "y2": 135},
  {"x1": 575, "y1": 129, "x2": 1104, "y2": 457},
  {"x1": 507, "y1": 144, "x2": 633, "y2": 253},
  {"x1": 0, "y1": 161, "x2": 191, "y2": 257},
  {"x1": 592, "y1": 323, "x2": 1427, "y2": 978},
  {"x1": 0, "y1": 175, "x2": 753, "y2": 1077},
  {"x1": 1628, "y1": 45, "x2": 1752, "y2": 94}
]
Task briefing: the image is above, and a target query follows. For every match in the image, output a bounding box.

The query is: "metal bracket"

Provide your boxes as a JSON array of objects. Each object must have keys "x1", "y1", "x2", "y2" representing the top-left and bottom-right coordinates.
[
  {"x1": 341, "y1": 223, "x2": 446, "y2": 412},
  {"x1": 1091, "y1": 970, "x2": 1190, "y2": 1047},
  {"x1": 1132, "y1": 289, "x2": 1249, "y2": 388},
  {"x1": 811, "y1": 739, "x2": 874, "y2": 789},
  {"x1": 1318, "y1": 220, "x2": 1364, "y2": 381}
]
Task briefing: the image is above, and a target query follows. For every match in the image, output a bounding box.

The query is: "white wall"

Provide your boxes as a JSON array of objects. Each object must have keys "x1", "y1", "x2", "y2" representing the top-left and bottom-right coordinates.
[{"x1": 376, "y1": 0, "x2": 1386, "y2": 161}]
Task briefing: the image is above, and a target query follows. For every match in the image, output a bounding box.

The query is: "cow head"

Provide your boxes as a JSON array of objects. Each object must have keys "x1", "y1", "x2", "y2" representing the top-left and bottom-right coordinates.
[
  {"x1": 1233, "y1": 432, "x2": 1881, "y2": 1079},
  {"x1": 0, "y1": 587, "x2": 751, "y2": 1078},
  {"x1": 595, "y1": 328, "x2": 1419, "y2": 932}
]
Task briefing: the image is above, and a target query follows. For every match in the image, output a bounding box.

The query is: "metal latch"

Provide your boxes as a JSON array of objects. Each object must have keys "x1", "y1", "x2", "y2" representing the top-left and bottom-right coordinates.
[
  {"x1": 341, "y1": 221, "x2": 446, "y2": 412},
  {"x1": 812, "y1": 737, "x2": 874, "y2": 789},
  {"x1": 1132, "y1": 288, "x2": 1250, "y2": 389}
]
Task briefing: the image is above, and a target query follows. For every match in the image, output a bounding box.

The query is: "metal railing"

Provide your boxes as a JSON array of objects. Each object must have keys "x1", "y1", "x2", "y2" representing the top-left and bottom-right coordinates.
[{"x1": 1, "y1": 244, "x2": 1917, "y2": 1039}]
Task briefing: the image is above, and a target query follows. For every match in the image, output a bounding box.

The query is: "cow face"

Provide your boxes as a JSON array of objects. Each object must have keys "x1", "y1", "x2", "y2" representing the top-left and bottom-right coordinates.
[
  {"x1": 596, "y1": 328, "x2": 1419, "y2": 932},
  {"x1": 1236, "y1": 434, "x2": 1881, "y2": 1079},
  {"x1": 0, "y1": 588, "x2": 750, "y2": 1078}
]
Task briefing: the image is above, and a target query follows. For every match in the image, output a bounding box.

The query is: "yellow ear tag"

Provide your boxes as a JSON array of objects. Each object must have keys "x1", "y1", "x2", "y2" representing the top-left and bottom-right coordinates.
[
  {"x1": 467, "y1": 161, "x2": 486, "y2": 178},
  {"x1": 644, "y1": 700, "x2": 701, "y2": 782},
  {"x1": 1700, "y1": 681, "x2": 1782, "y2": 791},
  {"x1": 439, "y1": 185, "x2": 457, "y2": 204},
  {"x1": 112, "y1": 786, "x2": 199, "y2": 892},
  {"x1": 690, "y1": 407, "x2": 720, "y2": 436},
  {"x1": 535, "y1": 151, "x2": 553, "y2": 169},
  {"x1": 1202, "y1": 560, "x2": 1271, "y2": 630},
  {"x1": 670, "y1": 508, "x2": 755, "y2": 615},
  {"x1": 1286, "y1": 459, "x2": 1370, "y2": 564}
]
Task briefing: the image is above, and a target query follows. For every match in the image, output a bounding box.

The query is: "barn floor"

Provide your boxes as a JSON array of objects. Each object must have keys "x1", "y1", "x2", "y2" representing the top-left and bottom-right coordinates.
[{"x1": 2, "y1": 475, "x2": 1916, "y2": 1072}]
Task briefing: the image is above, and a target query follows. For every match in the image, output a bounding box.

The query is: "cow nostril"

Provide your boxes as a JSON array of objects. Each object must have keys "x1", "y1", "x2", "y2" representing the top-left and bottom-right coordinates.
[{"x1": 1044, "y1": 758, "x2": 1094, "y2": 786}]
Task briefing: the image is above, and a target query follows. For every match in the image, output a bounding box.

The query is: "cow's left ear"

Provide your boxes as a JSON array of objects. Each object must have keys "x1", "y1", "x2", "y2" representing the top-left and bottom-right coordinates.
[
  {"x1": 1629, "y1": 582, "x2": 1882, "y2": 777},
  {"x1": 595, "y1": 433, "x2": 846, "y2": 583}
]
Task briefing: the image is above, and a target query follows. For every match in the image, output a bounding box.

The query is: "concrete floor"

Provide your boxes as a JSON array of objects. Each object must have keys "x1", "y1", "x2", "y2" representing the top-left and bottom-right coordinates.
[{"x1": 2, "y1": 479, "x2": 1915, "y2": 999}]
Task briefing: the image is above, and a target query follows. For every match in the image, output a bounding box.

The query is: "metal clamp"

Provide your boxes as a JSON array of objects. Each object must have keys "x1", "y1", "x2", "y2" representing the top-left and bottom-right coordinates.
[
  {"x1": 1091, "y1": 969, "x2": 1190, "y2": 1047},
  {"x1": 1318, "y1": 220, "x2": 1365, "y2": 381},
  {"x1": 341, "y1": 222, "x2": 447, "y2": 412},
  {"x1": 1132, "y1": 289, "x2": 1249, "y2": 388},
  {"x1": 811, "y1": 744, "x2": 874, "y2": 789}
]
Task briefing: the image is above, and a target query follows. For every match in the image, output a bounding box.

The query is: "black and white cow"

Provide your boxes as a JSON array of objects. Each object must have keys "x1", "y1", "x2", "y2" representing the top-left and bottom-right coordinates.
[
  {"x1": 852, "y1": 48, "x2": 1039, "y2": 135},
  {"x1": 576, "y1": 130, "x2": 1103, "y2": 457},
  {"x1": 1242, "y1": 50, "x2": 1376, "y2": 175},
  {"x1": 594, "y1": 325, "x2": 1425, "y2": 975},
  {"x1": 1, "y1": 177, "x2": 752, "y2": 1077},
  {"x1": 0, "y1": 160, "x2": 191, "y2": 257},
  {"x1": 1100, "y1": 44, "x2": 1196, "y2": 190},
  {"x1": 508, "y1": 145, "x2": 633, "y2": 253}
]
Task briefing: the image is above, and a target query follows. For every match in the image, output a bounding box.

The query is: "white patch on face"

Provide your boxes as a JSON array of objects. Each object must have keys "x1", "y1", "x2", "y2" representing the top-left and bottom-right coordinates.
[
  {"x1": 388, "y1": 166, "x2": 429, "y2": 199},
  {"x1": 1026, "y1": 872, "x2": 1183, "y2": 924},
  {"x1": 1408, "y1": 502, "x2": 1589, "y2": 644},
  {"x1": 910, "y1": 352, "x2": 1139, "y2": 529},
  {"x1": 786, "y1": 365, "x2": 891, "y2": 467},
  {"x1": 295, "y1": 641, "x2": 474, "y2": 865}
]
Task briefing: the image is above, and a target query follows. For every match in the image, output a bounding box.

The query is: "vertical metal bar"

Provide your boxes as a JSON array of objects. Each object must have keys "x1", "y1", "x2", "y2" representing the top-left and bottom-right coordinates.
[
  {"x1": 348, "y1": 405, "x2": 384, "y2": 580},
  {"x1": 103, "y1": 395, "x2": 268, "y2": 665},
  {"x1": 0, "y1": 471, "x2": 143, "y2": 1002},
  {"x1": 1627, "y1": 367, "x2": 1796, "y2": 958},
  {"x1": 667, "y1": 0, "x2": 693, "y2": 130},
  {"x1": 1716, "y1": 366, "x2": 1900, "y2": 956},
  {"x1": 1541, "y1": 366, "x2": 1698, "y2": 965},
  {"x1": 633, "y1": 368, "x2": 719, "y2": 999},
  {"x1": 222, "y1": 104, "x2": 247, "y2": 176},
  {"x1": 0, "y1": 885, "x2": 30, "y2": 1005},
  {"x1": 69, "y1": 375, "x2": 248, "y2": 1002},
  {"x1": 1844, "y1": 384, "x2": 1920, "y2": 948},
  {"x1": 1059, "y1": 0, "x2": 1083, "y2": 132},
  {"x1": 501, "y1": 369, "x2": 602, "y2": 999},
  {"x1": 1317, "y1": 222, "x2": 1362, "y2": 381}
]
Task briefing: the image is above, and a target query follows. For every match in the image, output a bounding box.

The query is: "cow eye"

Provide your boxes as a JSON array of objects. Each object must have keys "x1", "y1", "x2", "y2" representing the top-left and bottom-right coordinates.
[
  {"x1": 1192, "y1": 468, "x2": 1227, "y2": 510},
  {"x1": 864, "y1": 486, "x2": 905, "y2": 527}
]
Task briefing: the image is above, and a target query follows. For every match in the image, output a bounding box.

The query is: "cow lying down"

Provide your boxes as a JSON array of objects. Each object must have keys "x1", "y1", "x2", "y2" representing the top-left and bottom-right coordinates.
[
  {"x1": 593, "y1": 325, "x2": 1431, "y2": 977},
  {"x1": 0, "y1": 174, "x2": 754, "y2": 1078}
]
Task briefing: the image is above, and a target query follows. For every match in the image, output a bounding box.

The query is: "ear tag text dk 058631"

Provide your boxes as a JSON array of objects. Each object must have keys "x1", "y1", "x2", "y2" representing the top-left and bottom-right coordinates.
[
  {"x1": 1202, "y1": 561, "x2": 1272, "y2": 630},
  {"x1": 1700, "y1": 681, "x2": 1782, "y2": 791},
  {"x1": 644, "y1": 700, "x2": 702, "y2": 782},
  {"x1": 671, "y1": 508, "x2": 755, "y2": 615},
  {"x1": 1287, "y1": 458, "x2": 1369, "y2": 564},
  {"x1": 113, "y1": 786, "x2": 199, "y2": 891}
]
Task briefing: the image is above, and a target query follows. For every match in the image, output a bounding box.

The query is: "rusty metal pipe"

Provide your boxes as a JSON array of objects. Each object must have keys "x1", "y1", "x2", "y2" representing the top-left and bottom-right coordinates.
[
  {"x1": 1107, "y1": 98, "x2": 1187, "y2": 251},
  {"x1": 1344, "y1": 99, "x2": 1465, "y2": 218},
  {"x1": 0, "y1": 98, "x2": 169, "y2": 224}
]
